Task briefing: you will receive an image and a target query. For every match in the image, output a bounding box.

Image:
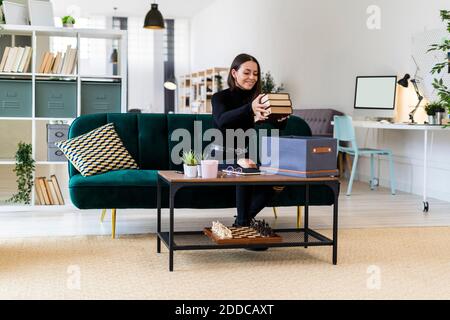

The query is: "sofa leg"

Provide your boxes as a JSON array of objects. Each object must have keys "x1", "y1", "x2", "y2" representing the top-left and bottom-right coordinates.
[
  {"x1": 297, "y1": 206, "x2": 303, "y2": 229},
  {"x1": 100, "y1": 209, "x2": 107, "y2": 223},
  {"x1": 272, "y1": 207, "x2": 278, "y2": 219},
  {"x1": 111, "y1": 209, "x2": 117, "y2": 239}
]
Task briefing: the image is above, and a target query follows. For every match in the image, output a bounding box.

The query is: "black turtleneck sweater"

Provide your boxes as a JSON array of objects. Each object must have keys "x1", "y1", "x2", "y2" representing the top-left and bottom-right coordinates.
[{"x1": 212, "y1": 88, "x2": 287, "y2": 133}]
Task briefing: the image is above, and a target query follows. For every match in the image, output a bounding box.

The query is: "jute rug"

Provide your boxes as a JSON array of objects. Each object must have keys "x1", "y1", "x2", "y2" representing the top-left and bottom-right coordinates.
[{"x1": 0, "y1": 227, "x2": 449, "y2": 300}]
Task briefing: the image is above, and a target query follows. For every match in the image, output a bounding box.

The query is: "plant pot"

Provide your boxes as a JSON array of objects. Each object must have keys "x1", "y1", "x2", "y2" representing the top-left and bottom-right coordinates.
[
  {"x1": 63, "y1": 23, "x2": 73, "y2": 28},
  {"x1": 201, "y1": 160, "x2": 219, "y2": 179},
  {"x1": 183, "y1": 164, "x2": 198, "y2": 178},
  {"x1": 436, "y1": 112, "x2": 446, "y2": 125},
  {"x1": 428, "y1": 115, "x2": 436, "y2": 125},
  {"x1": 197, "y1": 165, "x2": 202, "y2": 177}
]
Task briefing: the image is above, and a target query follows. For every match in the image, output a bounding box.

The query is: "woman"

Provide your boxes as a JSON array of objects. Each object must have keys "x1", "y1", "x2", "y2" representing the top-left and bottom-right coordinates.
[{"x1": 212, "y1": 53, "x2": 289, "y2": 228}]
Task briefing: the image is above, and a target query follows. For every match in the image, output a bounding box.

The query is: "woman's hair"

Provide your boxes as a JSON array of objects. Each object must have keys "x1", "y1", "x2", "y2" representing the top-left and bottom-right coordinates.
[{"x1": 227, "y1": 53, "x2": 261, "y2": 99}]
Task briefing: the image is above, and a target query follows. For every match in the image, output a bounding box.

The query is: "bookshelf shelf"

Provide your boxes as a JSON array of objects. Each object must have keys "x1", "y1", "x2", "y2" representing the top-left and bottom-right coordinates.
[
  {"x1": 177, "y1": 67, "x2": 229, "y2": 114},
  {"x1": 0, "y1": 25, "x2": 128, "y2": 207}
]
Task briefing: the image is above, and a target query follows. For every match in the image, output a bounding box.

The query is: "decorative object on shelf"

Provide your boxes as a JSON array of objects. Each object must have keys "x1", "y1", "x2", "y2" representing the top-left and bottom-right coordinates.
[
  {"x1": 55, "y1": 123, "x2": 139, "y2": 177},
  {"x1": 61, "y1": 15, "x2": 75, "y2": 28},
  {"x1": 7, "y1": 142, "x2": 35, "y2": 205},
  {"x1": 427, "y1": 10, "x2": 450, "y2": 116},
  {"x1": 261, "y1": 71, "x2": 285, "y2": 94},
  {"x1": 28, "y1": 0, "x2": 55, "y2": 27},
  {"x1": 143, "y1": 2, "x2": 165, "y2": 30},
  {"x1": 181, "y1": 150, "x2": 198, "y2": 178},
  {"x1": 2, "y1": 1, "x2": 29, "y2": 25},
  {"x1": 250, "y1": 219, "x2": 276, "y2": 237},
  {"x1": 211, "y1": 221, "x2": 232, "y2": 240},
  {"x1": 201, "y1": 160, "x2": 219, "y2": 179},
  {"x1": 0, "y1": 46, "x2": 32, "y2": 73},
  {"x1": 425, "y1": 101, "x2": 447, "y2": 125},
  {"x1": 35, "y1": 175, "x2": 64, "y2": 205},
  {"x1": 397, "y1": 73, "x2": 424, "y2": 124}
]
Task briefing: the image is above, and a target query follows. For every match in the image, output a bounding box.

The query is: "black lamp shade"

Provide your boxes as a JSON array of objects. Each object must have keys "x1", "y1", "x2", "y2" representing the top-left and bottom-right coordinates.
[
  {"x1": 144, "y1": 3, "x2": 165, "y2": 29},
  {"x1": 397, "y1": 74, "x2": 411, "y2": 88}
]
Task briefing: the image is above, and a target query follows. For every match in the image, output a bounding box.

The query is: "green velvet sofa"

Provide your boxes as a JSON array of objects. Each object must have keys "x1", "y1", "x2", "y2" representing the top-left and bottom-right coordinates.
[{"x1": 68, "y1": 113, "x2": 335, "y2": 238}]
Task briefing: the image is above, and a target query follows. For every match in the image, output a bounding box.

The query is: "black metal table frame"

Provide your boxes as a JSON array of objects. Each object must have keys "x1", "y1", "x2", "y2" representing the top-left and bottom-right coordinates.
[{"x1": 156, "y1": 174, "x2": 340, "y2": 272}]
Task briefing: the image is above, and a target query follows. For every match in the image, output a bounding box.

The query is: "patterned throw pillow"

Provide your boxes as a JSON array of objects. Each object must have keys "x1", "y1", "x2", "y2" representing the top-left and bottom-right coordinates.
[{"x1": 56, "y1": 123, "x2": 139, "y2": 177}]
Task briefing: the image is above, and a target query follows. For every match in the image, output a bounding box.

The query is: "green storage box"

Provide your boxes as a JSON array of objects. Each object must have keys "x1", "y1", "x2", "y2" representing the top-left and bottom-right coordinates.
[
  {"x1": 81, "y1": 81, "x2": 121, "y2": 115},
  {"x1": 36, "y1": 80, "x2": 77, "y2": 118},
  {"x1": 0, "y1": 79, "x2": 32, "y2": 117}
]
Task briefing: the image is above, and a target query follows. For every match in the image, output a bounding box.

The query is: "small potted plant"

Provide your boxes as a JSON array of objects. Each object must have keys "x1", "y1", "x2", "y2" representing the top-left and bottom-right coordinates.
[
  {"x1": 62, "y1": 15, "x2": 76, "y2": 28},
  {"x1": 425, "y1": 102, "x2": 445, "y2": 125},
  {"x1": 181, "y1": 150, "x2": 199, "y2": 178}
]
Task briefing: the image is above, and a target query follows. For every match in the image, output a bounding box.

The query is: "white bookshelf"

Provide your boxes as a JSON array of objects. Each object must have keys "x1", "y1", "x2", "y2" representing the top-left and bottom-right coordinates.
[{"x1": 0, "y1": 25, "x2": 128, "y2": 209}]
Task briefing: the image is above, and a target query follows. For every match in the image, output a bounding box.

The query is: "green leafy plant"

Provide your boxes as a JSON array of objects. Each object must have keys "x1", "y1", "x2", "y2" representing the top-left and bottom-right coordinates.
[
  {"x1": 62, "y1": 15, "x2": 76, "y2": 25},
  {"x1": 7, "y1": 142, "x2": 35, "y2": 205},
  {"x1": 261, "y1": 71, "x2": 285, "y2": 93},
  {"x1": 427, "y1": 10, "x2": 450, "y2": 112},
  {"x1": 181, "y1": 150, "x2": 199, "y2": 166},
  {"x1": 425, "y1": 101, "x2": 446, "y2": 115}
]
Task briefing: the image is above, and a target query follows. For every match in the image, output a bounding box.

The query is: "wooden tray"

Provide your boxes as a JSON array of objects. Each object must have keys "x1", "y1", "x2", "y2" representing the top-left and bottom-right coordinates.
[{"x1": 203, "y1": 227, "x2": 282, "y2": 245}]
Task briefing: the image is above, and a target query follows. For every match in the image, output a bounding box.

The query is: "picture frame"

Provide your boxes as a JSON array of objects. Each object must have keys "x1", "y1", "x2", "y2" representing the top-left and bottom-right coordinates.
[
  {"x1": 2, "y1": 1, "x2": 29, "y2": 25},
  {"x1": 27, "y1": 0, "x2": 55, "y2": 27}
]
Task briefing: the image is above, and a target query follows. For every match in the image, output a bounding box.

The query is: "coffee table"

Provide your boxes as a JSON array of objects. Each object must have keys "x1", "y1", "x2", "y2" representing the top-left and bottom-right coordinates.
[{"x1": 157, "y1": 171, "x2": 340, "y2": 272}]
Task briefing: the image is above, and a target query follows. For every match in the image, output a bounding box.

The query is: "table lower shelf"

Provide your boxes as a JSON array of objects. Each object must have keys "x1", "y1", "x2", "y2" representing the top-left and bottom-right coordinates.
[{"x1": 158, "y1": 228, "x2": 333, "y2": 251}]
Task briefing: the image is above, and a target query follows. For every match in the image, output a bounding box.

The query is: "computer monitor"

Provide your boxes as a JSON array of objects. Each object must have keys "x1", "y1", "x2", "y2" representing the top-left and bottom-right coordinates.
[{"x1": 353, "y1": 76, "x2": 397, "y2": 121}]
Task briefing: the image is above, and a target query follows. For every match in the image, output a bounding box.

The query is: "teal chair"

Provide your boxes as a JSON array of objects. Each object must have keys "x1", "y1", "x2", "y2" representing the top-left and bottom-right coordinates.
[{"x1": 333, "y1": 116, "x2": 396, "y2": 196}]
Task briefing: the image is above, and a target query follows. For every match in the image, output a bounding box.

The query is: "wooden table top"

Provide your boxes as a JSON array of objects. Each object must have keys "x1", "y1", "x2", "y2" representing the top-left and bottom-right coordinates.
[{"x1": 158, "y1": 171, "x2": 339, "y2": 184}]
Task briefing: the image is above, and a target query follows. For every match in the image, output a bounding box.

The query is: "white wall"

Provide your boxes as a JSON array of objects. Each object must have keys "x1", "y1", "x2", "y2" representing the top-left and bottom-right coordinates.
[{"x1": 190, "y1": 0, "x2": 450, "y2": 202}]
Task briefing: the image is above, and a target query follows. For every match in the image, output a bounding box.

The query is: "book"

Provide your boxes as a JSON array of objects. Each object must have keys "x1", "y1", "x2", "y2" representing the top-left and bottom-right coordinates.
[
  {"x1": 263, "y1": 99, "x2": 292, "y2": 107},
  {"x1": 266, "y1": 106, "x2": 293, "y2": 114},
  {"x1": 18, "y1": 46, "x2": 31, "y2": 73},
  {"x1": 261, "y1": 93, "x2": 290, "y2": 104},
  {"x1": 38, "y1": 177, "x2": 51, "y2": 205},
  {"x1": 61, "y1": 45, "x2": 72, "y2": 74},
  {"x1": 38, "y1": 52, "x2": 50, "y2": 73},
  {"x1": 43, "y1": 53, "x2": 55, "y2": 74},
  {"x1": 22, "y1": 47, "x2": 33, "y2": 73},
  {"x1": 11, "y1": 47, "x2": 25, "y2": 72},
  {"x1": 64, "y1": 48, "x2": 77, "y2": 75},
  {"x1": 43, "y1": 178, "x2": 55, "y2": 205},
  {"x1": 0, "y1": 47, "x2": 11, "y2": 72},
  {"x1": 70, "y1": 48, "x2": 78, "y2": 74},
  {"x1": 35, "y1": 178, "x2": 45, "y2": 205},
  {"x1": 3, "y1": 47, "x2": 18, "y2": 72},
  {"x1": 50, "y1": 175, "x2": 64, "y2": 205},
  {"x1": 52, "y1": 52, "x2": 62, "y2": 74},
  {"x1": 47, "y1": 180, "x2": 59, "y2": 205}
]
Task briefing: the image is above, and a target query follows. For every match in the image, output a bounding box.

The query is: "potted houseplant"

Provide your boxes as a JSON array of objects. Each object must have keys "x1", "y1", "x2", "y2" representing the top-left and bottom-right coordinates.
[
  {"x1": 425, "y1": 102, "x2": 446, "y2": 125},
  {"x1": 261, "y1": 71, "x2": 285, "y2": 93},
  {"x1": 181, "y1": 150, "x2": 198, "y2": 178},
  {"x1": 7, "y1": 142, "x2": 35, "y2": 205},
  {"x1": 62, "y1": 15, "x2": 76, "y2": 28}
]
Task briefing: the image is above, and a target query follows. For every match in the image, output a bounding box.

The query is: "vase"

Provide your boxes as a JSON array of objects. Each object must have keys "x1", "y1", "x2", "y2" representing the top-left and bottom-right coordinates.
[
  {"x1": 183, "y1": 164, "x2": 198, "y2": 178},
  {"x1": 428, "y1": 115, "x2": 436, "y2": 125},
  {"x1": 63, "y1": 23, "x2": 73, "y2": 28},
  {"x1": 201, "y1": 160, "x2": 219, "y2": 179},
  {"x1": 436, "y1": 112, "x2": 446, "y2": 125}
]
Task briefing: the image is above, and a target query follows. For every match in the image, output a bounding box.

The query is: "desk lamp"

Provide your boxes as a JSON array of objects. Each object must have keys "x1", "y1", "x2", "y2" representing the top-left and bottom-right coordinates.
[{"x1": 397, "y1": 74, "x2": 424, "y2": 124}]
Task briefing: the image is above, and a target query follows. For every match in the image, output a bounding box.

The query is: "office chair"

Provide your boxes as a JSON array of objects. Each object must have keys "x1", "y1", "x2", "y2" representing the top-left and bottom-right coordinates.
[{"x1": 333, "y1": 115, "x2": 396, "y2": 196}]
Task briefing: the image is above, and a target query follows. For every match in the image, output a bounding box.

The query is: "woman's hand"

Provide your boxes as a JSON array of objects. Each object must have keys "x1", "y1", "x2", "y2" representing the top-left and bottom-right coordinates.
[{"x1": 252, "y1": 94, "x2": 269, "y2": 121}]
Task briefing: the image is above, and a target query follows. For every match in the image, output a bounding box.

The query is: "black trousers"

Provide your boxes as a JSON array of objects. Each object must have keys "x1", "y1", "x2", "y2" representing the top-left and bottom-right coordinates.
[{"x1": 235, "y1": 186, "x2": 276, "y2": 226}]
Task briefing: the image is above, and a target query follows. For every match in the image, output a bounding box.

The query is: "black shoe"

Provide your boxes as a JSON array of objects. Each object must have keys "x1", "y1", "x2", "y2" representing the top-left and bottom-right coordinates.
[{"x1": 245, "y1": 247, "x2": 269, "y2": 252}]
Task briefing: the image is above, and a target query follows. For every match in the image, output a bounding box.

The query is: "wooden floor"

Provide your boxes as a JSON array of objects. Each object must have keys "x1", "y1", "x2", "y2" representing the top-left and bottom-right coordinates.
[{"x1": 0, "y1": 180, "x2": 449, "y2": 238}]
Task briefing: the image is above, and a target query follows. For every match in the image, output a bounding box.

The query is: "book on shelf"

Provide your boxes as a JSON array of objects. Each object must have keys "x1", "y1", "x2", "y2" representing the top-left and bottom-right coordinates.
[
  {"x1": 35, "y1": 178, "x2": 45, "y2": 205},
  {"x1": 18, "y1": 46, "x2": 32, "y2": 73},
  {"x1": 0, "y1": 47, "x2": 11, "y2": 71},
  {"x1": 51, "y1": 175, "x2": 64, "y2": 205},
  {"x1": 260, "y1": 93, "x2": 291, "y2": 104},
  {"x1": 44, "y1": 53, "x2": 55, "y2": 74},
  {"x1": 37, "y1": 177, "x2": 51, "y2": 205},
  {"x1": 42, "y1": 178, "x2": 55, "y2": 205},
  {"x1": 47, "y1": 180, "x2": 59, "y2": 205},
  {"x1": 3, "y1": 47, "x2": 18, "y2": 72},
  {"x1": 11, "y1": 47, "x2": 25, "y2": 73},
  {"x1": 52, "y1": 52, "x2": 62, "y2": 74},
  {"x1": 38, "y1": 52, "x2": 50, "y2": 73}
]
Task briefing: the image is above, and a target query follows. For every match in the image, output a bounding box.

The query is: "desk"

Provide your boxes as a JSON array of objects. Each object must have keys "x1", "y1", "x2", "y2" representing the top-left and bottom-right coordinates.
[{"x1": 353, "y1": 121, "x2": 450, "y2": 212}]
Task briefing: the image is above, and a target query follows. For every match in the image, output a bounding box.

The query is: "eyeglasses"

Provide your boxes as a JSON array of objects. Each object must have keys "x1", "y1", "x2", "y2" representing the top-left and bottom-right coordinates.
[{"x1": 223, "y1": 166, "x2": 243, "y2": 175}]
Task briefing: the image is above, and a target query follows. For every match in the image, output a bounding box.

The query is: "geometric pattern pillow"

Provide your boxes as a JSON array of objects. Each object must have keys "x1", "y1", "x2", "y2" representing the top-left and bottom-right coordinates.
[{"x1": 55, "y1": 123, "x2": 139, "y2": 177}]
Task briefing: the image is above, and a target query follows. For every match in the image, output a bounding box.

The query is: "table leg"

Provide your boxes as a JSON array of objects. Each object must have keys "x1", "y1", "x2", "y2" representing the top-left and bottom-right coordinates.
[
  {"x1": 423, "y1": 130, "x2": 429, "y2": 213},
  {"x1": 304, "y1": 184, "x2": 309, "y2": 248},
  {"x1": 157, "y1": 176, "x2": 161, "y2": 254},
  {"x1": 169, "y1": 185, "x2": 175, "y2": 272},
  {"x1": 332, "y1": 183, "x2": 339, "y2": 265}
]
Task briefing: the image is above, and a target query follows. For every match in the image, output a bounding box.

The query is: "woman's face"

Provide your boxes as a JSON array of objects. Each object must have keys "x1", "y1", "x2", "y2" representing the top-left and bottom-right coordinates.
[{"x1": 232, "y1": 61, "x2": 258, "y2": 90}]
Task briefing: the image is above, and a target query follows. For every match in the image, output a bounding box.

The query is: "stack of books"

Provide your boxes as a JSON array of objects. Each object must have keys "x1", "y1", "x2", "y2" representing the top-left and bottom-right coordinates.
[
  {"x1": 35, "y1": 175, "x2": 65, "y2": 206},
  {"x1": 0, "y1": 46, "x2": 33, "y2": 73},
  {"x1": 38, "y1": 45, "x2": 78, "y2": 75},
  {"x1": 261, "y1": 93, "x2": 293, "y2": 120}
]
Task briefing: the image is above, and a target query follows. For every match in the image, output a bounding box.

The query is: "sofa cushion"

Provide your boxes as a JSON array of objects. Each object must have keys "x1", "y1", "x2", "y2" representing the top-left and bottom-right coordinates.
[
  {"x1": 69, "y1": 170, "x2": 157, "y2": 188},
  {"x1": 57, "y1": 123, "x2": 139, "y2": 177}
]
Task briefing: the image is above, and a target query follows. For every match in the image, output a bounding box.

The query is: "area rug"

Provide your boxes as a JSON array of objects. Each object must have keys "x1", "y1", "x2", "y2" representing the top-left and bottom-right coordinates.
[{"x1": 0, "y1": 227, "x2": 449, "y2": 299}]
